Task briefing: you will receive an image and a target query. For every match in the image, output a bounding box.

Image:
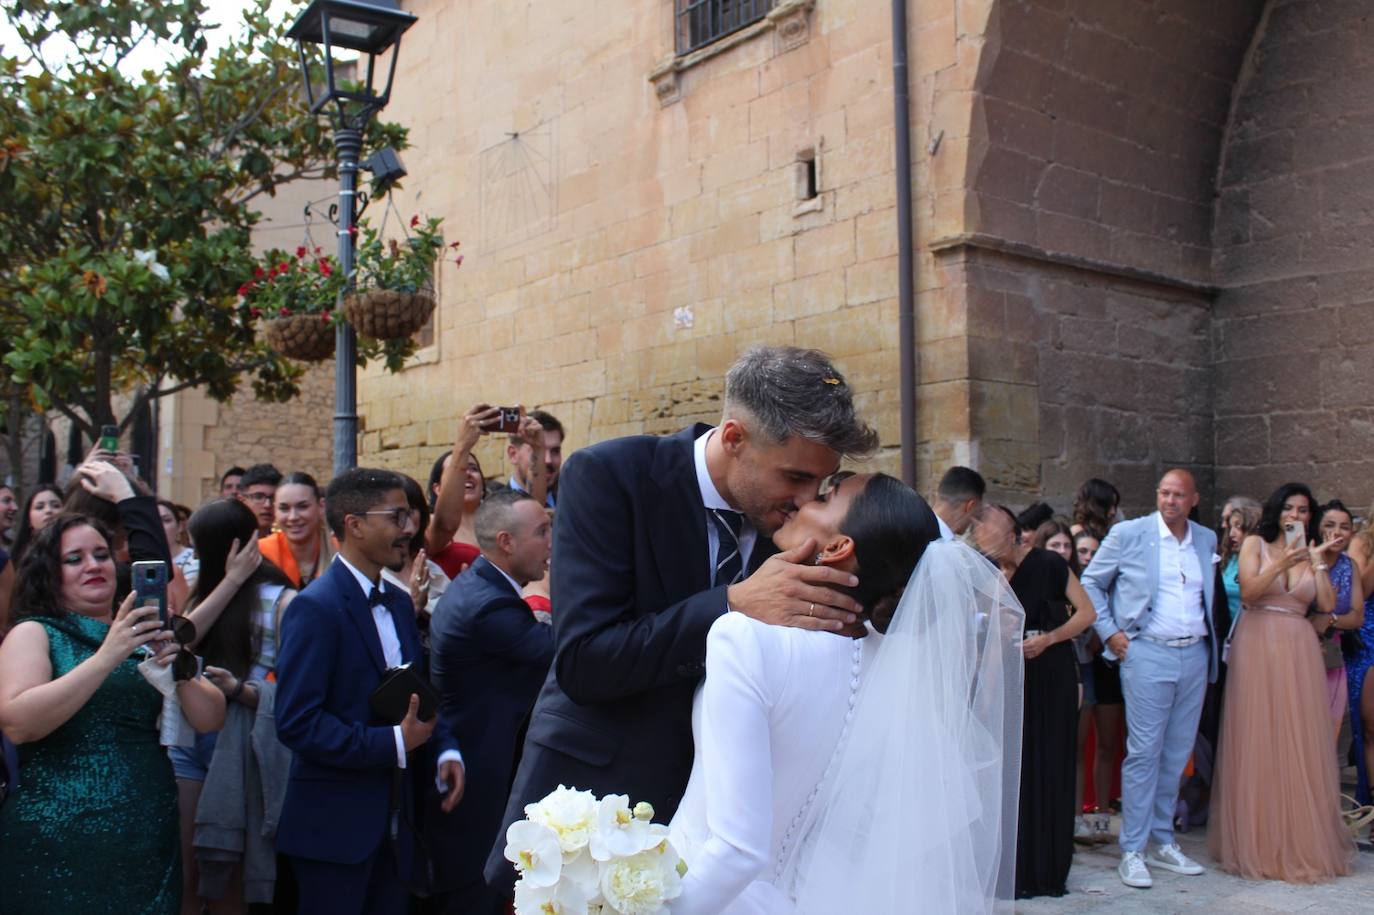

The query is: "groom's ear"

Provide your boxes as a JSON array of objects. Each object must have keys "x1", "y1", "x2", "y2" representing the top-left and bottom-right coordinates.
[{"x1": 818, "y1": 535, "x2": 856, "y2": 565}]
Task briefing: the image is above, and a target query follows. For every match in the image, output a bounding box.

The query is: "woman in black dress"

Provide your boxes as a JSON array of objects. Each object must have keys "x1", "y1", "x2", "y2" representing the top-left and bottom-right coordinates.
[{"x1": 975, "y1": 504, "x2": 1097, "y2": 898}]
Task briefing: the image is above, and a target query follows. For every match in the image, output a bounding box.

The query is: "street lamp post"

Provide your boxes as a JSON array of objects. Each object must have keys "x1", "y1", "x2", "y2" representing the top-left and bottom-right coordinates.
[{"x1": 287, "y1": 0, "x2": 416, "y2": 475}]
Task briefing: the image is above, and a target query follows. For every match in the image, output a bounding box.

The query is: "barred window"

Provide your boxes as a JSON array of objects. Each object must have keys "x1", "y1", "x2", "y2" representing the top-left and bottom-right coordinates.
[{"x1": 675, "y1": 0, "x2": 774, "y2": 55}]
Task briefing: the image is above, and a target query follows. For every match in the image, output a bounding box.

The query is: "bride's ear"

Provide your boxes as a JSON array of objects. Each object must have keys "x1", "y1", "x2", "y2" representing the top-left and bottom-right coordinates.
[{"x1": 816, "y1": 535, "x2": 856, "y2": 565}]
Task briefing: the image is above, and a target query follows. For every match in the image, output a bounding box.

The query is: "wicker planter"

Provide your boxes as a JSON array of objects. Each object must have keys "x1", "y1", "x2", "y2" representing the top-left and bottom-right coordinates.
[
  {"x1": 264, "y1": 314, "x2": 336, "y2": 361},
  {"x1": 343, "y1": 286, "x2": 436, "y2": 341}
]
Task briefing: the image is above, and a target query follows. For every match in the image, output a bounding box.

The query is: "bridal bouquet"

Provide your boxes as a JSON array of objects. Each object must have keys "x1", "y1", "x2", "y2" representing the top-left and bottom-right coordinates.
[{"x1": 504, "y1": 785, "x2": 685, "y2": 915}]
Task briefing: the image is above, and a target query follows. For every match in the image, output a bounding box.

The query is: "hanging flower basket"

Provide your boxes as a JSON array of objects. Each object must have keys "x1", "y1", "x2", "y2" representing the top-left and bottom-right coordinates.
[
  {"x1": 343, "y1": 285, "x2": 436, "y2": 341},
  {"x1": 264, "y1": 314, "x2": 336, "y2": 361}
]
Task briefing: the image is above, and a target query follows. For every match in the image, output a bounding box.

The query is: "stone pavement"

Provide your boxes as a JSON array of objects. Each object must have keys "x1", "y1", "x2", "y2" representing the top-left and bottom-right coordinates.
[{"x1": 1017, "y1": 820, "x2": 1374, "y2": 913}]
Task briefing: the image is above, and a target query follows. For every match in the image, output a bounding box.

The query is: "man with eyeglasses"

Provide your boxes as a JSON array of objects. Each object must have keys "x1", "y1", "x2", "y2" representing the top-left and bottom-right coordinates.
[
  {"x1": 237, "y1": 464, "x2": 282, "y2": 538},
  {"x1": 275, "y1": 468, "x2": 463, "y2": 915}
]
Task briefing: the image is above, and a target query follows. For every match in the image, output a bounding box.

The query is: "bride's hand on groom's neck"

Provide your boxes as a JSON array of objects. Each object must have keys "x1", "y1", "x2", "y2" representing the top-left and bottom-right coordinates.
[{"x1": 727, "y1": 539, "x2": 867, "y2": 637}]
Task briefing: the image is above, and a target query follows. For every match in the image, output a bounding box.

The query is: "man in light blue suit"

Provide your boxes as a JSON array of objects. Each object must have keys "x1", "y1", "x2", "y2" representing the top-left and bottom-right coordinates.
[{"x1": 1082, "y1": 469, "x2": 1217, "y2": 891}]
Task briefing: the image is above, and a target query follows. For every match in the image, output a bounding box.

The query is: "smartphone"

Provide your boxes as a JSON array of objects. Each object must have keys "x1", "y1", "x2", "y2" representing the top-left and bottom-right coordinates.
[
  {"x1": 493, "y1": 406, "x2": 522, "y2": 434},
  {"x1": 99, "y1": 424, "x2": 119, "y2": 453},
  {"x1": 131, "y1": 560, "x2": 169, "y2": 625},
  {"x1": 1283, "y1": 521, "x2": 1306, "y2": 550}
]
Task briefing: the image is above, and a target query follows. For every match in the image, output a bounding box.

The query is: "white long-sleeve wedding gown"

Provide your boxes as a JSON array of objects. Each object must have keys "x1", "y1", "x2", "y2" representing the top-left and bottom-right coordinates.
[{"x1": 669, "y1": 541, "x2": 1025, "y2": 915}]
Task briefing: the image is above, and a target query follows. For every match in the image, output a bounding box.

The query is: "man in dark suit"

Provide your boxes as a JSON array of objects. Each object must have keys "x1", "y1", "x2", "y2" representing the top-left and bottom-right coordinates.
[
  {"x1": 276, "y1": 468, "x2": 464, "y2": 915},
  {"x1": 485, "y1": 345, "x2": 879, "y2": 894},
  {"x1": 428, "y1": 489, "x2": 554, "y2": 914}
]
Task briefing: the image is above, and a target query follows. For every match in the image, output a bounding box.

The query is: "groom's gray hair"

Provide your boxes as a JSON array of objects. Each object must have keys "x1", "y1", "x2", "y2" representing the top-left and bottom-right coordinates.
[{"x1": 724, "y1": 346, "x2": 879, "y2": 458}]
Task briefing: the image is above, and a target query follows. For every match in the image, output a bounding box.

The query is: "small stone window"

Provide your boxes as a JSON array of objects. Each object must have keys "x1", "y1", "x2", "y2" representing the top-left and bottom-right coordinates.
[
  {"x1": 793, "y1": 144, "x2": 824, "y2": 215},
  {"x1": 676, "y1": 0, "x2": 774, "y2": 55}
]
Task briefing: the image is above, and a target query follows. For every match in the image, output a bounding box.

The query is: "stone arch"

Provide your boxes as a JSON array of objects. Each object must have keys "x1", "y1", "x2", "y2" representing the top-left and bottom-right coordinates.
[
  {"x1": 1211, "y1": 0, "x2": 1374, "y2": 506},
  {"x1": 936, "y1": 0, "x2": 1269, "y2": 513}
]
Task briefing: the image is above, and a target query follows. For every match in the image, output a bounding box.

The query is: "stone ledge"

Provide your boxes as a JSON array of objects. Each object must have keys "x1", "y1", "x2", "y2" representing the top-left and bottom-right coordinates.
[
  {"x1": 649, "y1": 0, "x2": 816, "y2": 107},
  {"x1": 928, "y1": 232, "x2": 1219, "y2": 298}
]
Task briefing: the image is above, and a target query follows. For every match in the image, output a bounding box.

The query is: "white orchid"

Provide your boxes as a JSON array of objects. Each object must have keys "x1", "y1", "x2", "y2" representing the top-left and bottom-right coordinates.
[
  {"x1": 505, "y1": 820, "x2": 564, "y2": 888},
  {"x1": 525, "y1": 785, "x2": 599, "y2": 854},
  {"x1": 598, "y1": 840, "x2": 683, "y2": 915},
  {"x1": 514, "y1": 877, "x2": 590, "y2": 915},
  {"x1": 590, "y1": 794, "x2": 657, "y2": 861},
  {"x1": 133, "y1": 249, "x2": 170, "y2": 281},
  {"x1": 561, "y1": 846, "x2": 602, "y2": 899}
]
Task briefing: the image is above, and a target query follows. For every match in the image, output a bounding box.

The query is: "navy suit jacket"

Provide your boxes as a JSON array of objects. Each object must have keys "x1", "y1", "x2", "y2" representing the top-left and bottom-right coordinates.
[
  {"x1": 427, "y1": 556, "x2": 554, "y2": 891},
  {"x1": 485, "y1": 424, "x2": 776, "y2": 889},
  {"x1": 275, "y1": 557, "x2": 459, "y2": 865}
]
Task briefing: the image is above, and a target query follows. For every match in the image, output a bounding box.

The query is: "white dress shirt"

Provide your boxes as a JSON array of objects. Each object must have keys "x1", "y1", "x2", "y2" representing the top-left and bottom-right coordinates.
[
  {"x1": 936, "y1": 513, "x2": 956, "y2": 542},
  {"x1": 694, "y1": 428, "x2": 759, "y2": 579},
  {"x1": 336, "y1": 554, "x2": 464, "y2": 773},
  {"x1": 1146, "y1": 512, "x2": 1208, "y2": 639}
]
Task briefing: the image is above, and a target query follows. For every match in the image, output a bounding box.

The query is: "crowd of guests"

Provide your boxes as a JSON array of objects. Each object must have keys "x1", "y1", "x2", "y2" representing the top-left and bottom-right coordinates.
[
  {"x1": 0, "y1": 406, "x2": 562, "y2": 914},
  {"x1": 941, "y1": 469, "x2": 1373, "y2": 899},
  {"x1": 1, "y1": 395, "x2": 1371, "y2": 912}
]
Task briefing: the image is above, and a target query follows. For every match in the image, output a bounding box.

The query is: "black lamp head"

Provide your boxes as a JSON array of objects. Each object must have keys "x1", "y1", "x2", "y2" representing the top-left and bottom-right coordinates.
[{"x1": 289, "y1": 0, "x2": 417, "y2": 124}]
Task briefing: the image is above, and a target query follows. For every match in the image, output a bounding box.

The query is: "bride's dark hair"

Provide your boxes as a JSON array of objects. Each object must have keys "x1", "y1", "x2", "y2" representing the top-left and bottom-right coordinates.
[{"x1": 837, "y1": 472, "x2": 941, "y2": 632}]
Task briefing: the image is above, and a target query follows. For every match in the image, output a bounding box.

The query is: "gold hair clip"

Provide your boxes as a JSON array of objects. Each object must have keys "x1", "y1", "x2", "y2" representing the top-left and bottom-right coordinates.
[{"x1": 823, "y1": 377, "x2": 841, "y2": 385}]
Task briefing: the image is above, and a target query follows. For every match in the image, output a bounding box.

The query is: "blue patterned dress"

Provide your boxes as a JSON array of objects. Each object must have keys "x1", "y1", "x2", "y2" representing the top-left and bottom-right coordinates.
[
  {"x1": 1346, "y1": 567, "x2": 1374, "y2": 806},
  {"x1": 0, "y1": 614, "x2": 179, "y2": 913}
]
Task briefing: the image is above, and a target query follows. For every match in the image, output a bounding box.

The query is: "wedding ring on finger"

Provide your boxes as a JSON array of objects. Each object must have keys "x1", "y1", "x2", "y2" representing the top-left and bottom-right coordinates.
[{"x1": 808, "y1": 602, "x2": 816, "y2": 617}]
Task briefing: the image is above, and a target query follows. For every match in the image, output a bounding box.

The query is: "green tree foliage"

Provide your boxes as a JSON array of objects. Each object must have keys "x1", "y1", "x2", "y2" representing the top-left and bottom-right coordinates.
[{"x1": 0, "y1": 0, "x2": 409, "y2": 442}]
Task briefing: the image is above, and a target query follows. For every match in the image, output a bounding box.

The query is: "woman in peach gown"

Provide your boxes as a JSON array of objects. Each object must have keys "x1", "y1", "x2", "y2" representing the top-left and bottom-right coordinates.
[{"x1": 1209, "y1": 482, "x2": 1355, "y2": 882}]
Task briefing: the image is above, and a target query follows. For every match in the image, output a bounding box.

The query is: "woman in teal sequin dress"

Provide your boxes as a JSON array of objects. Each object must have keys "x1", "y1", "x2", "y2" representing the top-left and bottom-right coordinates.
[{"x1": 0, "y1": 510, "x2": 225, "y2": 914}]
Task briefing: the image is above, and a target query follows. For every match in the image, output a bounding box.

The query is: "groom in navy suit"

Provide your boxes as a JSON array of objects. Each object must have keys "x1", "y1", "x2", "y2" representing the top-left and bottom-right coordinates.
[
  {"x1": 276, "y1": 468, "x2": 464, "y2": 915},
  {"x1": 485, "y1": 346, "x2": 880, "y2": 895}
]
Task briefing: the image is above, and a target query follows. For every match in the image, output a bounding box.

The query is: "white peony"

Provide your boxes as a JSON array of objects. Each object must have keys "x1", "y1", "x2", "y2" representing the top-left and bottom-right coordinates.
[
  {"x1": 590, "y1": 794, "x2": 656, "y2": 861},
  {"x1": 598, "y1": 839, "x2": 683, "y2": 915},
  {"x1": 505, "y1": 820, "x2": 564, "y2": 888},
  {"x1": 514, "y1": 877, "x2": 590, "y2": 915},
  {"x1": 525, "y1": 785, "x2": 599, "y2": 854}
]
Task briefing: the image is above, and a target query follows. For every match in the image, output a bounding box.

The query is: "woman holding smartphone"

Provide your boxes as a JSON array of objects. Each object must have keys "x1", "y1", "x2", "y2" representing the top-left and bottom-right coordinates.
[
  {"x1": 0, "y1": 514, "x2": 224, "y2": 913},
  {"x1": 1209, "y1": 482, "x2": 1354, "y2": 882}
]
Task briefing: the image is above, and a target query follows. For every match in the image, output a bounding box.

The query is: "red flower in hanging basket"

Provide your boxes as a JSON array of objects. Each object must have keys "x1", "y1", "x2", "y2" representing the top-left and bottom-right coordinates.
[
  {"x1": 254, "y1": 266, "x2": 266, "y2": 279},
  {"x1": 319, "y1": 260, "x2": 333, "y2": 276},
  {"x1": 250, "y1": 307, "x2": 262, "y2": 318},
  {"x1": 410, "y1": 215, "x2": 420, "y2": 228},
  {"x1": 296, "y1": 246, "x2": 308, "y2": 258},
  {"x1": 278, "y1": 306, "x2": 291, "y2": 317},
  {"x1": 238, "y1": 283, "x2": 252, "y2": 296}
]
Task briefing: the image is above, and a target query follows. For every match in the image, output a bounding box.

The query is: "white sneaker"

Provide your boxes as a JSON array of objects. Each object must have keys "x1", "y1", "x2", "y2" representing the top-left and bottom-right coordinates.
[
  {"x1": 1074, "y1": 815, "x2": 1094, "y2": 844},
  {"x1": 1118, "y1": 851, "x2": 1152, "y2": 888},
  {"x1": 1147, "y1": 843, "x2": 1204, "y2": 875}
]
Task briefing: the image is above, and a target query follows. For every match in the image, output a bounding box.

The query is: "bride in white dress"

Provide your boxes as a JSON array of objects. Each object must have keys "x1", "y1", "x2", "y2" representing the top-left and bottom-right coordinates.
[{"x1": 669, "y1": 472, "x2": 1024, "y2": 913}]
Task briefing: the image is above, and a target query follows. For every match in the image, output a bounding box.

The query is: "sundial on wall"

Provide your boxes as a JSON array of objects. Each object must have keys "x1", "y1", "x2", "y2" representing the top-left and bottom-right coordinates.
[{"x1": 479, "y1": 120, "x2": 557, "y2": 253}]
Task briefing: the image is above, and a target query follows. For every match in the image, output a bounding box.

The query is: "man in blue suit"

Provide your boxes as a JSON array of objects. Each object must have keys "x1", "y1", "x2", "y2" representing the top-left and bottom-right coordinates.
[
  {"x1": 276, "y1": 468, "x2": 464, "y2": 915},
  {"x1": 1082, "y1": 469, "x2": 1218, "y2": 891},
  {"x1": 428, "y1": 489, "x2": 554, "y2": 914}
]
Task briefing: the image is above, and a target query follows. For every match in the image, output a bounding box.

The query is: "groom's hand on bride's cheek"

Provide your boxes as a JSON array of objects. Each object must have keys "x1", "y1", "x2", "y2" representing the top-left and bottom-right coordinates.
[{"x1": 727, "y1": 539, "x2": 865, "y2": 635}]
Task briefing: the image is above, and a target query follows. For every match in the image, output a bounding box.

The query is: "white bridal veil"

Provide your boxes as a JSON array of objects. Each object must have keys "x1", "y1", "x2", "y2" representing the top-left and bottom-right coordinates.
[{"x1": 783, "y1": 539, "x2": 1026, "y2": 913}]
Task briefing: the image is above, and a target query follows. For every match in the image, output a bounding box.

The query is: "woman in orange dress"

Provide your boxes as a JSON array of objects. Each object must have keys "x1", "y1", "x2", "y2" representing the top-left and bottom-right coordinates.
[
  {"x1": 256, "y1": 472, "x2": 335, "y2": 589},
  {"x1": 1209, "y1": 482, "x2": 1355, "y2": 882}
]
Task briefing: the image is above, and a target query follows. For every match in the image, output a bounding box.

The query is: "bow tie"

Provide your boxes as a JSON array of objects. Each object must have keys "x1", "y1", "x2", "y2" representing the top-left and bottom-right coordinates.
[{"x1": 368, "y1": 586, "x2": 386, "y2": 608}]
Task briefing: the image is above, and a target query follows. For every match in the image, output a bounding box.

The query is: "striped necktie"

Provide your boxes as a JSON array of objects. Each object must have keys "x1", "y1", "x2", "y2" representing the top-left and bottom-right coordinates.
[{"x1": 711, "y1": 508, "x2": 745, "y2": 587}]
